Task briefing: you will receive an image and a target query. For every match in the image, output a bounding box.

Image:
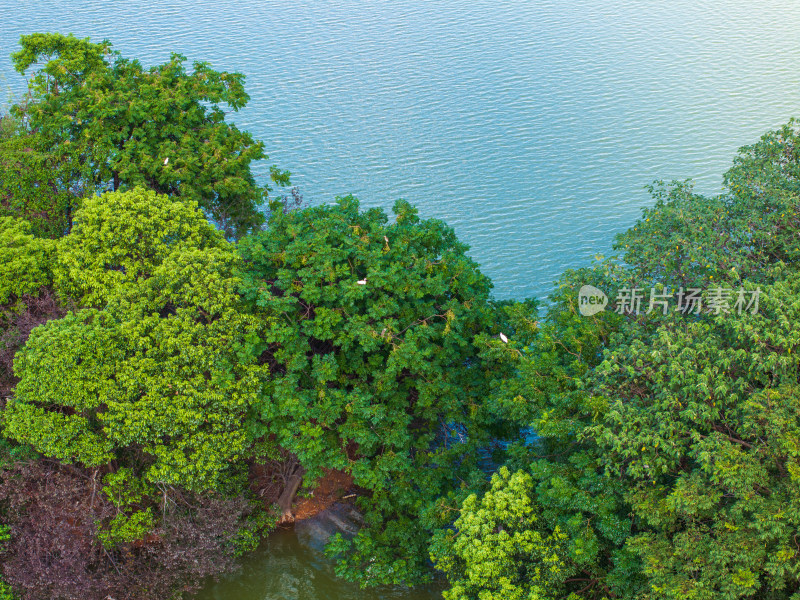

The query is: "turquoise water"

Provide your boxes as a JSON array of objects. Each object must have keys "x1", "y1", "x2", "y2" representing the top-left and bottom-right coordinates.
[
  {"x1": 3, "y1": 2, "x2": 800, "y2": 597},
  {"x1": 4, "y1": 1, "x2": 800, "y2": 300}
]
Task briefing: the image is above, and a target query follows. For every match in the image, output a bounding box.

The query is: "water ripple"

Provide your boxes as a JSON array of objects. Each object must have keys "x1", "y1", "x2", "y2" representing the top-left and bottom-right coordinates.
[{"x1": 2, "y1": 0, "x2": 800, "y2": 300}]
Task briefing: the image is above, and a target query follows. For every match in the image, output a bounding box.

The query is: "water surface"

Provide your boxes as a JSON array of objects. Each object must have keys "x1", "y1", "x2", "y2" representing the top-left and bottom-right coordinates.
[
  {"x1": 3, "y1": 1, "x2": 800, "y2": 299},
  {"x1": 193, "y1": 527, "x2": 444, "y2": 600}
]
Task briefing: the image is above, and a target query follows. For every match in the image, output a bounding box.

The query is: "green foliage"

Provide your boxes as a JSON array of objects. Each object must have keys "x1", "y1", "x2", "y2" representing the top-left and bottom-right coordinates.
[
  {"x1": 54, "y1": 187, "x2": 226, "y2": 307},
  {"x1": 725, "y1": 118, "x2": 800, "y2": 200},
  {"x1": 614, "y1": 181, "x2": 736, "y2": 289},
  {"x1": 433, "y1": 120, "x2": 800, "y2": 600},
  {"x1": 0, "y1": 115, "x2": 77, "y2": 238},
  {"x1": 228, "y1": 500, "x2": 280, "y2": 557},
  {"x1": 433, "y1": 466, "x2": 577, "y2": 600},
  {"x1": 615, "y1": 179, "x2": 800, "y2": 290},
  {"x1": 0, "y1": 523, "x2": 13, "y2": 600},
  {"x1": 569, "y1": 124, "x2": 800, "y2": 598},
  {"x1": 97, "y1": 508, "x2": 156, "y2": 549},
  {"x1": 589, "y1": 272, "x2": 800, "y2": 599},
  {"x1": 0, "y1": 214, "x2": 65, "y2": 399},
  {"x1": 10, "y1": 32, "x2": 289, "y2": 238},
  {"x1": 102, "y1": 467, "x2": 155, "y2": 509},
  {"x1": 0, "y1": 216, "x2": 54, "y2": 303},
  {"x1": 239, "y1": 195, "x2": 500, "y2": 585},
  {"x1": 4, "y1": 188, "x2": 266, "y2": 492},
  {"x1": 431, "y1": 266, "x2": 643, "y2": 600}
]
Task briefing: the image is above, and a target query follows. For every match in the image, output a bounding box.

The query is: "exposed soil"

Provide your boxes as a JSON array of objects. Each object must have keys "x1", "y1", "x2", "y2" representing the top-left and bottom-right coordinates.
[
  {"x1": 249, "y1": 460, "x2": 356, "y2": 522},
  {"x1": 294, "y1": 468, "x2": 355, "y2": 520}
]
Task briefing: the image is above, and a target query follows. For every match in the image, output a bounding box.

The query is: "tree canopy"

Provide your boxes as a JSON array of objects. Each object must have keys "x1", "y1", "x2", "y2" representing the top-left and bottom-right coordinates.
[
  {"x1": 53, "y1": 187, "x2": 227, "y2": 307},
  {"x1": 7, "y1": 32, "x2": 290, "y2": 238},
  {"x1": 0, "y1": 115, "x2": 76, "y2": 238},
  {"x1": 239, "y1": 195, "x2": 503, "y2": 584},
  {"x1": 430, "y1": 120, "x2": 800, "y2": 600},
  {"x1": 3, "y1": 189, "x2": 269, "y2": 557},
  {"x1": 4, "y1": 31, "x2": 800, "y2": 600},
  {"x1": 0, "y1": 216, "x2": 54, "y2": 304}
]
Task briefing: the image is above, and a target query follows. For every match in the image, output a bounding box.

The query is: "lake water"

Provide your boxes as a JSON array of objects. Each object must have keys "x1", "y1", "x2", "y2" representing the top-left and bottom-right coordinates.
[
  {"x1": 193, "y1": 527, "x2": 445, "y2": 600},
  {"x1": 4, "y1": 1, "x2": 800, "y2": 301},
  {"x1": 2, "y1": 1, "x2": 800, "y2": 597}
]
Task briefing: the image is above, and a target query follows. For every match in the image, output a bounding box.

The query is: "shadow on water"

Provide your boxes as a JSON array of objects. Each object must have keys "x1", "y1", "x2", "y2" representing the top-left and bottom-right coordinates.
[{"x1": 192, "y1": 526, "x2": 444, "y2": 600}]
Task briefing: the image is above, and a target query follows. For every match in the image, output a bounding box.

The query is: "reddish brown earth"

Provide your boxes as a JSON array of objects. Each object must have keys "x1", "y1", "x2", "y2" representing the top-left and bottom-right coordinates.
[
  {"x1": 294, "y1": 468, "x2": 355, "y2": 520},
  {"x1": 250, "y1": 461, "x2": 357, "y2": 522}
]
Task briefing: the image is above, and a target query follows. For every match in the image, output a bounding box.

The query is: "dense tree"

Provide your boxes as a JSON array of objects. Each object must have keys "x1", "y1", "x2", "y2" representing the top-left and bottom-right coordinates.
[
  {"x1": 238, "y1": 195, "x2": 503, "y2": 585},
  {"x1": 0, "y1": 188, "x2": 273, "y2": 599},
  {"x1": 9, "y1": 33, "x2": 289, "y2": 238},
  {"x1": 432, "y1": 120, "x2": 800, "y2": 600},
  {"x1": 583, "y1": 125, "x2": 800, "y2": 599},
  {"x1": 3, "y1": 188, "x2": 269, "y2": 531},
  {"x1": 431, "y1": 269, "x2": 643, "y2": 600},
  {"x1": 0, "y1": 216, "x2": 54, "y2": 305},
  {"x1": 0, "y1": 116, "x2": 77, "y2": 238},
  {"x1": 590, "y1": 275, "x2": 800, "y2": 600},
  {"x1": 0, "y1": 216, "x2": 64, "y2": 396},
  {"x1": 53, "y1": 187, "x2": 227, "y2": 307}
]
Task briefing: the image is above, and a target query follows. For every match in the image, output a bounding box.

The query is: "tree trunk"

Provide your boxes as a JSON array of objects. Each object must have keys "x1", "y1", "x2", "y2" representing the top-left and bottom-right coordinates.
[{"x1": 277, "y1": 464, "x2": 306, "y2": 523}]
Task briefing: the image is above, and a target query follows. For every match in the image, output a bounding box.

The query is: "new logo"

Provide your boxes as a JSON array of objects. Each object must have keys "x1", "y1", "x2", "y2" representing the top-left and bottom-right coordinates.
[{"x1": 578, "y1": 285, "x2": 608, "y2": 316}]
